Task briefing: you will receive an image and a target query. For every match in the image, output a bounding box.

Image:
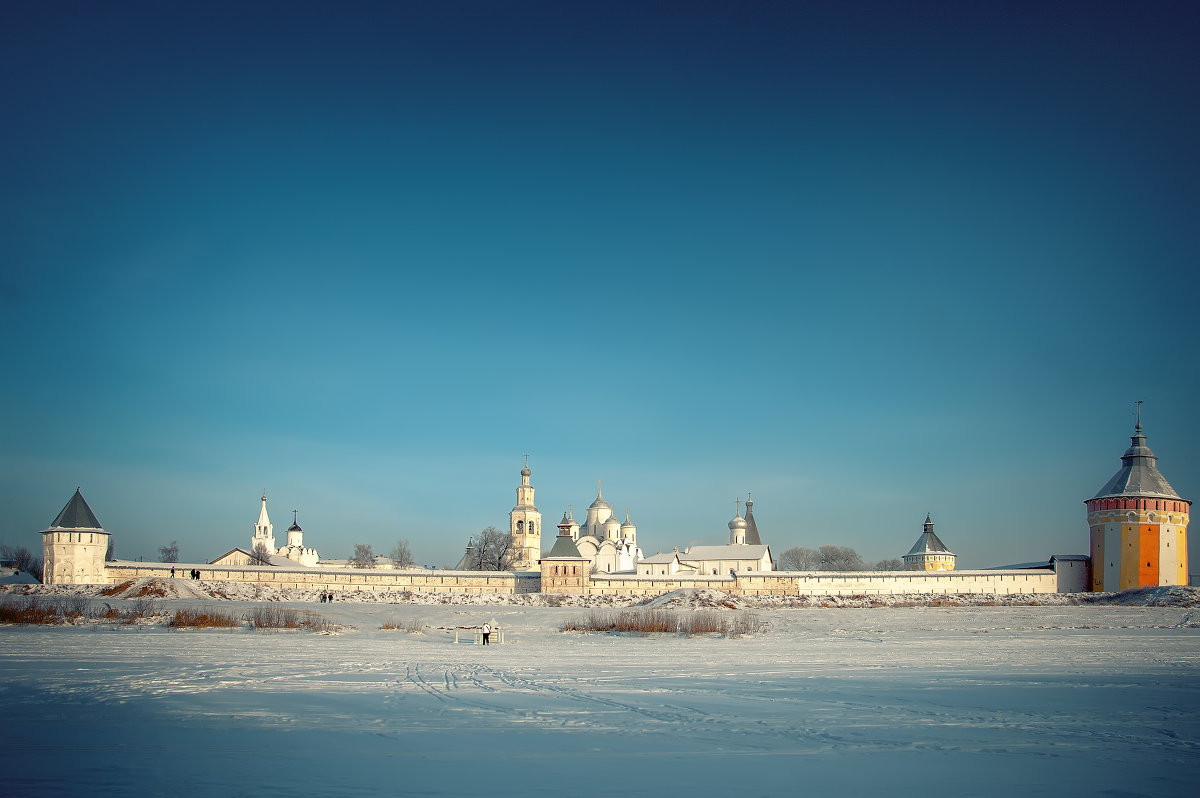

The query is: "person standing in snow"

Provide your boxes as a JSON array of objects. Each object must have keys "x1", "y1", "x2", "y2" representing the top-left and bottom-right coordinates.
[{"x1": 481, "y1": 622, "x2": 491, "y2": 645}]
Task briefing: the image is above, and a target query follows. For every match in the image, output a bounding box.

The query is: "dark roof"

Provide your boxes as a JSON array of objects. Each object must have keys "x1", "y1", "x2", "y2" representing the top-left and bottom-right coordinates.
[
  {"x1": 49, "y1": 489, "x2": 103, "y2": 530},
  {"x1": 905, "y1": 530, "x2": 953, "y2": 557},
  {"x1": 1091, "y1": 422, "x2": 1183, "y2": 500},
  {"x1": 743, "y1": 500, "x2": 762, "y2": 546},
  {"x1": 543, "y1": 535, "x2": 585, "y2": 559}
]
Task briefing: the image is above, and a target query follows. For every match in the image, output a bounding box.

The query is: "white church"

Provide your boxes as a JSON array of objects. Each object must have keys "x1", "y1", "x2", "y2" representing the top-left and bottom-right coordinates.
[
  {"x1": 211, "y1": 493, "x2": 320, "y2": 567},
  {"x1": 638, "y1": 497, "x2": 774, "y2": 576},
  {"x1": 556, "y1": 481, "x2": 645, "y2": 574}
]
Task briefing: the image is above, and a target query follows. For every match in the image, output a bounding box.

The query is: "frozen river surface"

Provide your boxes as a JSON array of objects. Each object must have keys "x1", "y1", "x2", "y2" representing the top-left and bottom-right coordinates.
[{"x1": 2, "y1": 602, "x2": 1198, "y2": 796}]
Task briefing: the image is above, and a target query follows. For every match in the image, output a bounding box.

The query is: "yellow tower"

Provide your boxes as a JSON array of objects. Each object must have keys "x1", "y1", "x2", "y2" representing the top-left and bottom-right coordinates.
[
  {"x1": 902, "y1": 514, "x2": 956, "y2": 571},
  {"x1": 508, "y1": 455, "x2": 542, "y2": 571},
  {"x1": 1086, "y1": 406, "x2": 1190, "y2": 591}
]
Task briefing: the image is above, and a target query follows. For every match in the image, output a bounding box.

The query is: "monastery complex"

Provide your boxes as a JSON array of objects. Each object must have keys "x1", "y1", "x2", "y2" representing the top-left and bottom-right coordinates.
[{"x1": 36, "y1": 413, "x2": 1191, "y2": 597}]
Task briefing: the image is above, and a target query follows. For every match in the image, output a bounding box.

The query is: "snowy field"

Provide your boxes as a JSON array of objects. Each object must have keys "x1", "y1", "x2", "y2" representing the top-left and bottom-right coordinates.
[{"x1": 2, "y1": 588, "x2": 1199, "y2": 797}]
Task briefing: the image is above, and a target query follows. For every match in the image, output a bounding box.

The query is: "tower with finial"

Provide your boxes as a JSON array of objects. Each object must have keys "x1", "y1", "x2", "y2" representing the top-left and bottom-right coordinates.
[
  {"x1": 903, "y1": 514, "x2": 956, "y2": 571},
  {"x1": 41, "y1": 488, "x2": 111, "y2": 584},
  {"x1": 252, "y1": 492, "x2": 275, "y2": 556},
  {"x1": 1086, "y1": 403, "x2": 1190, "y2": 590},
  {"x1": 508, "y1": 455, "x2": 542, "y2": 570}
]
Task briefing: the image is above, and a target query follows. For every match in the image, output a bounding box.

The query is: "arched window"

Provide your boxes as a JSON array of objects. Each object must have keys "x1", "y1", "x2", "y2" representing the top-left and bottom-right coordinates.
[{"x1": 517, "y1": 520, "x2": 524, "y2": 532}]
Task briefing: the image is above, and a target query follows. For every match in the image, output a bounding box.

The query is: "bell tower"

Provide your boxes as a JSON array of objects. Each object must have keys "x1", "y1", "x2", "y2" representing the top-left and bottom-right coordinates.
[
  {"x1": 509, "y1": 455, "x2": 542, "y2": 570},
  {"x1": 252, "y1": 492, "x2": 275, "y2": 556}
]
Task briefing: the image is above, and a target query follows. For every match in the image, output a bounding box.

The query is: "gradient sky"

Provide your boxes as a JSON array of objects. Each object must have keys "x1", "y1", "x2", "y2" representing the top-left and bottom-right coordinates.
[{"x1": 2, "y1": 1, "x2": 1197, "y2": 571}]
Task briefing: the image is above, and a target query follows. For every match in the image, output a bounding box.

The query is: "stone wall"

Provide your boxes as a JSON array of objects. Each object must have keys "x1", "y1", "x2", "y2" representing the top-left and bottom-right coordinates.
[
  {"x1": 104, "y1": 563, "x2": 541, "y2": 594},
  {"x1": 99, "y1": 563, "x2": 1060, "y2": 596},
  {"x1": 596, "y1": 569, "x2": 1059, "y2": 597}
]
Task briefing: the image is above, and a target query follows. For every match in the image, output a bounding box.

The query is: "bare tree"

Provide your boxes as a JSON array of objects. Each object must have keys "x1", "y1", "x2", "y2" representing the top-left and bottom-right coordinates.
[
  {"x1": 1, "y1": 544, "x2": 37, "y2": 573},
  {"x1": 349, "y1": 543, "x2": 375, "y2": 569},
  {"x1": 389, "y1": 539, "x2": 415, "y2": 569},
  {"x1": 461, "y1": 527, "x2": 514, "y2": 571},
  {"x1": 251, "y1": 542, "x2": 274, "y2": 565},
  {"x1": 158, "y1": 540, "x2": 179, "y2": 563},
  {"x1": 1, "y1": 545, "x2": 42, "y2": 582},
  {"x1": 105, "y1": 537, "x2": 115, "y2": 562},
  {"x1": 778, "y1": 546, "x2": 820, "y2": 571},
  {"x1": 874, "y1": 558, "x2": 905, "y2": 571},
  {"x1": 818, "y1": 545, "x2": 864, "y2": 571}
]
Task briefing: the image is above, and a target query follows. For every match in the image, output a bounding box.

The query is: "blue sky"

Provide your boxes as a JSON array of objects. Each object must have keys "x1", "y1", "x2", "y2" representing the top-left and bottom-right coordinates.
[{"x1": 2, "y1": 1, "x2": 1197, "y2": 570}]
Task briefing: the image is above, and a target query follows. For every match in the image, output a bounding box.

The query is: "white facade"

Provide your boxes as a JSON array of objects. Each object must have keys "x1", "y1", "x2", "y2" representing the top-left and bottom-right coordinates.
[
  {"x1": 40, "y1": 489, "x2": 111, "y2": 585},
  {"x1": 276, "y1": 513, "x2": 319, "y2": 567},
  {"x1": 558, "y1": 483, "x2": 644, "y2": 574},
  {"x1": 251, "y1": 497, "x2": 319, "y2": 567}
]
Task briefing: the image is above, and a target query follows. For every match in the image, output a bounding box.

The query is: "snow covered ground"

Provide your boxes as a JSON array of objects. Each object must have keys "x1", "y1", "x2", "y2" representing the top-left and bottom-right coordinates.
[{"x1": 2, "y1": 587, "x2": 1198, "y2": 797}]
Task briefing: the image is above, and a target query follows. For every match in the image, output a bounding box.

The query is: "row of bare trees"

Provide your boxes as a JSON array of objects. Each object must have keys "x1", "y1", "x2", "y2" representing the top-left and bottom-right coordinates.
[
  {"x1": 1, "y1": 544, "x2": 44, "y2": 581},
  {"x1": 344, "y1": 540, "x2": 415, "y2": 569},
  {"x1": 777, "y1": 545, "x2": 904, "y2": 572}
]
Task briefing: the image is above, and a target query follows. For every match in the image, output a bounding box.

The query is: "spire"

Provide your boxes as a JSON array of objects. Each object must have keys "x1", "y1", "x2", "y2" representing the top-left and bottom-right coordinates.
[
  {"x1": 1091, "y1": 404, "x2": 1183, "y2": 500},
  {"x1": 743, "y1": 493, "x2": 762, "y2": 546},
  {"x1": 257, "y1": 493, "x2": 271, "y2": 527},
  {"x1": 49, "y1": 488, "x2": 103, "y2": 530}
]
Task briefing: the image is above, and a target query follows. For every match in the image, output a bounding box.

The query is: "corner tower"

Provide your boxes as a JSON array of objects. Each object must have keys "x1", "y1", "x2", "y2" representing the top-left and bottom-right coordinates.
[
  {"x1": 41, "y1": 488, "x2": 111, "y2": 585},
  {"x1": 903, "y1": 514, "x2": 956, "y2": 571},
  {"x1": 1086, "y1": 406, "x2": 1190, "y2": 590},
  {"x1": 509, "y1": 456, "x2": 542, "y2": 570}
]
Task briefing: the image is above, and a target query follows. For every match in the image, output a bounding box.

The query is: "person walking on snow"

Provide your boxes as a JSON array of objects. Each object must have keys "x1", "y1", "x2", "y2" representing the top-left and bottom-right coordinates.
[{"x1": 482, "y1": 623, "x2": 491, "y2": 645}]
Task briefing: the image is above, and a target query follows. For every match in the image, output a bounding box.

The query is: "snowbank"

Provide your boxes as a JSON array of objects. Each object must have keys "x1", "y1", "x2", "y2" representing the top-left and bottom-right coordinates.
[{"x1": 5, "y1": 578, "x2": 1199, "y2": 608}]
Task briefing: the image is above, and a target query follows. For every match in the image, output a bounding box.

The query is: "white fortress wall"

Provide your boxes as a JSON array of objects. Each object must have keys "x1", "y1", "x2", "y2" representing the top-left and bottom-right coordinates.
[
  {"x1": 104, "y1": 563, "x2": 541, "y2": 594},
  {"x1": 98, "y1": 563, "x2": 1059, "y2": 596}
]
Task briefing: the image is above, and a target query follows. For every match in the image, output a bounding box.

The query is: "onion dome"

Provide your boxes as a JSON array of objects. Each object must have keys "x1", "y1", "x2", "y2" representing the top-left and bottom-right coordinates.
[
  {"x1": 521, "y1": 464, "x2": 531, "y2": 477},
  {"x1": 728, "y1": 514, "x2": 747, "y2": 531},
  {"x1": 620, "y1": 509, "x2": 635, "y2": 530}
]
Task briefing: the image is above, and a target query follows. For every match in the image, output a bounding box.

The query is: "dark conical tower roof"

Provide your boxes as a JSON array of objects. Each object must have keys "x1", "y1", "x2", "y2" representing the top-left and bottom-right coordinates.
[
  {"x1": 49, "y1": 488, "x2": 103, "y2": 530},
  {"x1": 743, "y1": 497, "x2": 762, "y2": 546},
  {"x1": 1091, "y1": 418, "x2": 1182, "y2": 500},
  {"x1": 906, "y1": 514, "x2": 952, "y2": 556}
]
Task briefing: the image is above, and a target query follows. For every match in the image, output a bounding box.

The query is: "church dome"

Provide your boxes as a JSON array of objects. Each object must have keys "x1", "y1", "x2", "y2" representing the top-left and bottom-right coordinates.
[
  {"x1": 729, "y1": 515, "x2": 747, "y2": 531},
  {"x1": 521, "y1": 465, "x2": 531, "y2": 477},
  {"x1": 288, "y1": 523, "x2": 302, "y2": 532}
]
